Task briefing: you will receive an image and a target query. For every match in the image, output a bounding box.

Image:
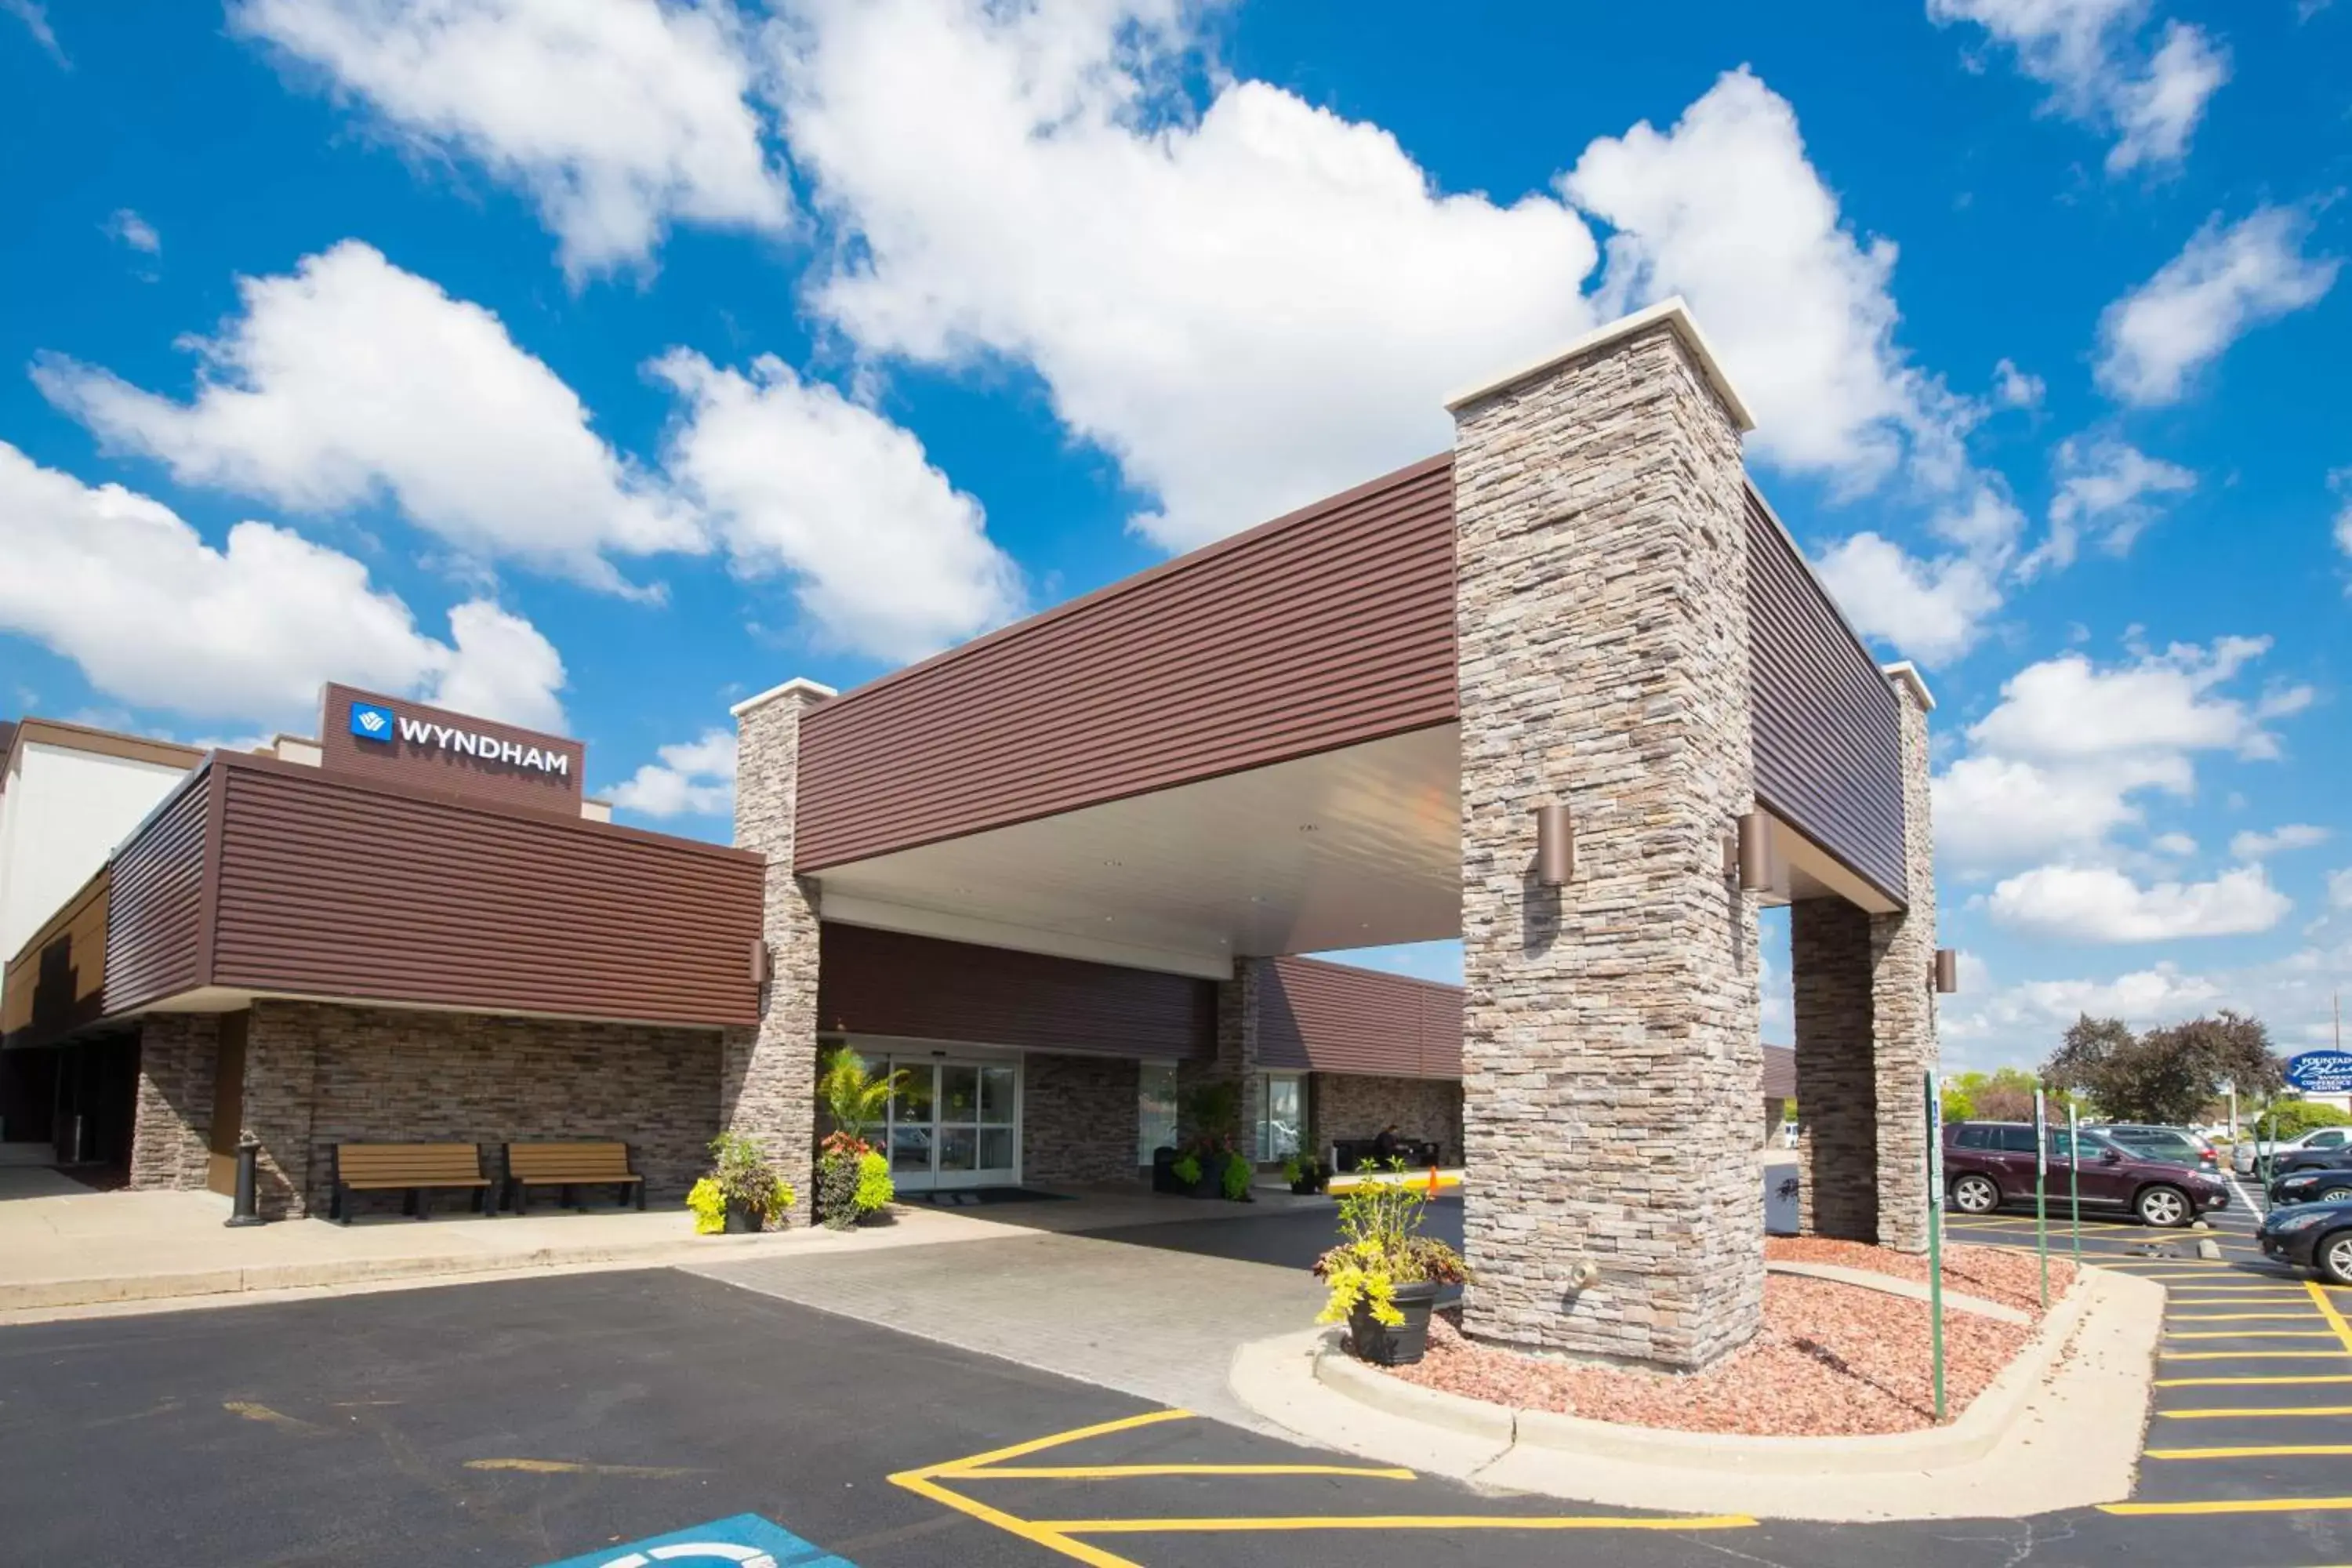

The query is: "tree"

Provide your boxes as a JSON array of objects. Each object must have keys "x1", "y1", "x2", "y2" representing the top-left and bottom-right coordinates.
[
  {"x1": 1943, "y1": 1067, "x2": 2039, "y2": 1123},
  {"x1": 2041, "y1": 1010, "x2": 2284, "y2": 1124}
]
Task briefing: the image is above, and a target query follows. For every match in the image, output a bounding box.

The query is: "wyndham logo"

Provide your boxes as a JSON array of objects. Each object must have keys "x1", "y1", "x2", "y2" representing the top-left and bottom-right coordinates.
[{"x1": 349, "y1": 702, "x2": 396, "y2": 743}]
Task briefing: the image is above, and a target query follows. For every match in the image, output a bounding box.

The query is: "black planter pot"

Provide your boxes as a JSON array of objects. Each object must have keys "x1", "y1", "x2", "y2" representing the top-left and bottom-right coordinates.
[
  {"x1": 1290, "y1": 1178, "x2": 1322, "y2": 1196},
  {"x1": 723, "y1": 1201, "x2": 764, "y2": 1234},
  {"x1": 1348, "y1": 1279, "x2": 1443, "y2": 1367}
]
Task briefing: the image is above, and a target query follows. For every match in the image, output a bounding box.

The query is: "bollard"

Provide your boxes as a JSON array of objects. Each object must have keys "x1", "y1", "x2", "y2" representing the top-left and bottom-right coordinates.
[{"x1": 224, "y1": 1131, "x2": 267, "y2": 1228}]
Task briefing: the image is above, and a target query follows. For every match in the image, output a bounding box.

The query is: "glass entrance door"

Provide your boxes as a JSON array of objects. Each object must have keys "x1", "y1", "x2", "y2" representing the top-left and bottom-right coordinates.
[{"x1": 881, "y1": 1057, "x2": 1019, "y2": 1192}]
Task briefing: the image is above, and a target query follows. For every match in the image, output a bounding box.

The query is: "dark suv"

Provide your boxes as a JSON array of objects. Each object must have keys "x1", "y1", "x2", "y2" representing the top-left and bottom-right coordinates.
[{"x1": 1944, "y1": 1121, "x2": 2230, "y2": 1228}]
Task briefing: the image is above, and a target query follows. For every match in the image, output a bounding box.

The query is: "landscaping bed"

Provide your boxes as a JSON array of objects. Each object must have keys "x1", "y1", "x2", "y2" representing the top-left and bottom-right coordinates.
[
  {"x1": 1766, "y1": 1236, "x2": 2078, "y2": 1314},
  {"x1": 1379, "y1": 1246, "x2": 2080, "y2": 1437}
]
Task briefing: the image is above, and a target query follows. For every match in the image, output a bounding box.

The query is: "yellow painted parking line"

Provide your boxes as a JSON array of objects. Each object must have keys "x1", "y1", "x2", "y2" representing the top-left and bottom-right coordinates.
[
  {"x1": 892, "y1": 1409, "x2": 1201, "y2": 1568},
  {"x1": 2161, "y1": 1351, "x2": 2352, "y2": 1360},
  {"x1": 954, "y1": 1463, "x2": 1417, "y2": 1481},
  {"x1": 1028, "y1": 1514, "x2": 1758, "y2": 1534},
  {"x1": 2154, "y1": 1376, "x2": 2352, "y2": 1388},
  {"x1": 2147, "y1": 1444, "x2": 2352, "y2": 1459},
  {"x1": 2154, "y1": 1405, "x2": 2352, "y2": 1419},
  {"x1": 2170, "y1": 1313, "x2": 2336, "y2": 1322},
  {"x1": 2164, "y1": 1331, "x2": 2345, "y2": 1341},
  {"x1": 2102, "y1": 1497, "x2": 2352, "y2": 1516},
  {"x1": 2311, "y1": 1282, "x2": 2352, "y2": 1356}
]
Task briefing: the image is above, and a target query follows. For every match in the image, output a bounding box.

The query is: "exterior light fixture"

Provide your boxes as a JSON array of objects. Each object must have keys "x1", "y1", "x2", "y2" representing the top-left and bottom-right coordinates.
[
  {"x1": 1736, "y1": 811, "x2": 1773, "y2": 891},
  {"x1": 748, "y1": 936, "x2": 772, "y2": 986},
  {"x1": 1534, "y1": 801, "x2": 1573, "y2": 887},
  {"x1": 1934, "y1": 949, "x2": 1960, "y2": 994}
]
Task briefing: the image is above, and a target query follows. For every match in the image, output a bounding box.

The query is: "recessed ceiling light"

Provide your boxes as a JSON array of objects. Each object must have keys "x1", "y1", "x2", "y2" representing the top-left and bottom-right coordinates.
[{"x1": 1298, "y1": 823, "x2": 1318, "y2": 833}]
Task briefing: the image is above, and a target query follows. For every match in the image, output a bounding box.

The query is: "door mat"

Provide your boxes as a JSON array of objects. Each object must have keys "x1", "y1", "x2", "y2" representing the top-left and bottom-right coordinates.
[{"x1": 904, "y1": 1188, "x2": 1073, "y2": 1207}]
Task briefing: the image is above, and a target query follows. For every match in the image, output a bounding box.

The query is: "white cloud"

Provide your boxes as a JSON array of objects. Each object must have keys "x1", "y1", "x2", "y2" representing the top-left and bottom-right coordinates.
[
  {"x1": 2230, "y1": 824, "x2": 2330, "y2": 860},
  {"x1": 1813, "y1": 533, "x2": 2004, "y2": 664},
  {"x1": 2096, "y1": 207, "x2": 2340, "y2": 406},
  {"x1": 653, "y1": 350, "x2": 1024, "y2": 662},
  {"x1": 2150, "y1": 832, "x2": 2196, "y2": 856},
  {"x1": 34, "y1": 241, "x2": 701, "y2": 596},
  {"x1": 1943, "y1": 960, "x2": 2224, "y2": 1049},
  {"x1": 1987, "y1": 862, "x2": 2291, "y2": 942},
  {"x1": 1934, "y1": 636, "x2": 2308, "y2": 874},
  {"x1": 1926, "y1": 0, "x2": 2229, "y2": 172},
  {"x1": 103, "y1": 209, "x2": 160, "y2": 255},
  {"x1": 608, "y1": 726, "x2": 735, "y2": 818},
  {"x1": 771, "y1": 0, "x2": 1605, "y2": 554},
  {"x1": 1564, "y1": 67, "x2": 1976, "y2": 494},
  {"x1": 4, "y1": 0, "x2": 65, "y2": 66},
  {"x1": 228, "y1": 0, "x2": 791, "y2": 278},
  {"x1": 1992, "y1": 357, "x2": 2045, "y2": 408},
  {"x1": 0, "y1": 439, "x2": 564, "y2": 730},
  {"x1": 2332, "y1": 466, "x2": 2352, "y2": 581},
  {"x1": 2027, "y1": 435, "x2": 2196, "y2": 569},
  {"x1": 2332, "y1": 868, "x2": 2352, "y2": 910}
]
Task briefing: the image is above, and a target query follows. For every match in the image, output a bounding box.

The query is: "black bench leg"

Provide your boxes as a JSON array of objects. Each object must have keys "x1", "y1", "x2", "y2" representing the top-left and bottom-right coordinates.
[
  {"x1": 561, "y1": 1183, "x2": 576, "y2": 1210},
  {"x1": 333, "y1": 1185, "x2": 348, "y2": 1225},
  {"x1": 635, "y1": 1182, "x2": 645, "y2": 1212},
  {"x1": 407, "y1": 1187, "x2": 426, "y2": 1221},
  {"x1": 473, "y1": 1187, "x2": 488, "y2": 1216}
]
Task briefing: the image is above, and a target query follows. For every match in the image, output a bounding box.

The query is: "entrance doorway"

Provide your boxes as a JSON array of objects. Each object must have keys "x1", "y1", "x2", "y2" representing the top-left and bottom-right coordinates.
[{"x1": 877, "y1": 1055, "x2": 1020, "y2": 1192}]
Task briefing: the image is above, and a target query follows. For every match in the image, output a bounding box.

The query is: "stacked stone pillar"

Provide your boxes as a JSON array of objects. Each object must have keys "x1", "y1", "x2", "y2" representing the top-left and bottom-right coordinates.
[
  {"x1": 1452, "y1": 306, "x2": 1763, "y2": 1370},
  {"x1": 1182, "y1": 957, "x2": 1265, "y2": 1159},
  {"x1": 1869, "y1": 666, "x2": 1939, "y2": 1251},
  {"x1": 1792, "y1": 899, "x2": 1875, "y2": 1239},
  {"x1": 726, "y1": 677, "x2": 835, "y2": 1225}
]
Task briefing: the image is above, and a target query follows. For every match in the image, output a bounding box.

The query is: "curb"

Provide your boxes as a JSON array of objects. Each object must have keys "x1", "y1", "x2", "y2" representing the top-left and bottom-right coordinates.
[{"x1": 1228, "y1": 1266, "x2": 2165, "y2": 1520}]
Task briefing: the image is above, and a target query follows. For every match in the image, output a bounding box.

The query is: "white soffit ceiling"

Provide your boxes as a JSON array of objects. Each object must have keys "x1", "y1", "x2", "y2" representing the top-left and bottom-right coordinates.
[{"x1": 816, "y1": 725, "x2": 1464, "y2": 977}]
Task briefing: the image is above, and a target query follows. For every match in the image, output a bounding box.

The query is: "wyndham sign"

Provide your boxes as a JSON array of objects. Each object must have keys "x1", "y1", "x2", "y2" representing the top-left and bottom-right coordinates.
[{"x1": 349, "y1": 699, "x2": 570, "y2": 778}]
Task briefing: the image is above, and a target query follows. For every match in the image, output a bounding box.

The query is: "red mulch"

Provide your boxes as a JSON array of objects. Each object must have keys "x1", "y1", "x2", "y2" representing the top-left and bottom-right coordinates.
[
  {"x1": 1381, "y1": 1247, "x2": 2077, "y2": 1437},
  {"x1": 1766, "y1": 1237, "x2": 2078, "y2": 1315}
]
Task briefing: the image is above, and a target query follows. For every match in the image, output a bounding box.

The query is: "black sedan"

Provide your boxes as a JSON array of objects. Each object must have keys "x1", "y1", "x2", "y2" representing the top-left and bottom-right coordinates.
[
  {"x1": 2270, "y1": 1163, "x2": 2352, "y2": 1208},
  {"x1": 2257, "y1": 1199, "x2": 2352, "y2": 1285}
]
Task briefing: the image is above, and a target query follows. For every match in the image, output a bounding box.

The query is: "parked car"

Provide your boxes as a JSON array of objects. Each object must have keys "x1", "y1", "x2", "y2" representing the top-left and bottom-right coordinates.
[
  {"x1": 2087, "y1": 1123, "x2": 2217, "y2": 1171},
  {"x1": 2234, "y1": 1125, "x2": 2352, "y2": 1175},
  {"x1": 2268, "y1": 1158, "x2": 2352, "y2": 1209},
  {"x1": 2257, "y1": 1198, "x2": 2352, "y2": 1286},
  {"x1": 1944, "y1": 1121, "x2": 2230, "y2": 1228}
]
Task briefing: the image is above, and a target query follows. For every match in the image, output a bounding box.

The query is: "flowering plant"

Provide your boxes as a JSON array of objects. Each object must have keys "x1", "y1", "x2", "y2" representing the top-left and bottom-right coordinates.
[{"x1": 1312, "y1": 1159, "x2": 1468, "y2": 1326}]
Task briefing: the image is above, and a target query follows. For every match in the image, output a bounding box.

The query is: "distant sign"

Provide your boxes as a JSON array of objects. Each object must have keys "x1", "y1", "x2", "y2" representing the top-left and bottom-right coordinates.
[
  {"x1": 2285, "y1": 1051, "x2": 2352, "y2": 1095},
  {"x1": 539, "y1": 1513, "x2": 857, "y2": 1568}
]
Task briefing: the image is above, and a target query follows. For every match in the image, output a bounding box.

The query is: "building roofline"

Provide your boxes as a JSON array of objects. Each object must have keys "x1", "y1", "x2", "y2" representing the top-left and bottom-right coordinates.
[
  {"x1": 2, "y1": 717, "x2": 206, "y2": 779},
  {"x1": 1443, "y1": 296, "x2": 1757, "y2": 431}
]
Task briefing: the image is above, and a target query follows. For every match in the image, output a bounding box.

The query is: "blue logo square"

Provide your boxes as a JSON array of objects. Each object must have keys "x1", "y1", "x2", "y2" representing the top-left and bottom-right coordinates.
[
  {"x1": 536, "y1": 1513, "x2": 856, "y2": 1568},
  {"x1": 348, "y1": 702, "x2": 396, "y2": 744}
]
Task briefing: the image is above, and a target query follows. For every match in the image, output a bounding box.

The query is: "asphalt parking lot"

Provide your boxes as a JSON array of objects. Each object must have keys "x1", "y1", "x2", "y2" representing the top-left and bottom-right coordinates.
[{"x1": 0, "y1": 1184, "x2": 2347, "y2": 1566}]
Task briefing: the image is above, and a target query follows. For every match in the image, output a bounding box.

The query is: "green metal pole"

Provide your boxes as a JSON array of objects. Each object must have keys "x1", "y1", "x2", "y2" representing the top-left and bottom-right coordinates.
[
  {"x1": 1926, "y1": 1069, "x2": 1947, "y2": 1424},
  {"x1": 2067, "y1": 1099, "x2": 2082, "y2": 1268},
  {"x1": 2034, "y1": 1086, "x2": 2049, "y2": 1311}
]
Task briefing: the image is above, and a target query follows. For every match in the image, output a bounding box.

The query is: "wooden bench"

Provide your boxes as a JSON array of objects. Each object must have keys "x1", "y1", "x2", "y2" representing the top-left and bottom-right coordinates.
[
  {"x1": 328, "y1": 1142, "x2": 492, "y2": 1224},
  {"x1": 503, "y1": 1142, "x2": 644, "y2": 1214}
]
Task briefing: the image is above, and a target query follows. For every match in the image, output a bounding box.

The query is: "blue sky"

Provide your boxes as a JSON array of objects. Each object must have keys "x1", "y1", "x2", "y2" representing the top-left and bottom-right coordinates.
[{"x1": 2, "y1": 1, "x2": 2347, "y2": 1071}]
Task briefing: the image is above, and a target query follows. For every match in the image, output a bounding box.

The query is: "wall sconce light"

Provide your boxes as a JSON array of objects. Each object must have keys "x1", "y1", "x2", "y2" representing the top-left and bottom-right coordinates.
[
  {"x1": 1534, "y1": 801, "x2": 1573, "y2": 887},
  {"x1": 1933, "y1": 949, "x2": 1959, "y2": 994},
  {"x1": 749, "y1": 936, "x2": 772, "y2": 987},
  {"x1": 1736, "y1": 810, "x2": 1773, "y2": 891}
]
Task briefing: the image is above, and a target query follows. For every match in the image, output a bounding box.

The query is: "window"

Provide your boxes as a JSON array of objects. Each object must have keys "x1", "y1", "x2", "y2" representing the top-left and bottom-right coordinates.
[
  {"x1": 1258, "y1": 1074, "x2": 1303, "y2": 1163},
  {"x1": 1955, "y1": 1126, "x2": 1993, "y2": 1150},
  {"x1": 2311, "y1": 1130, "x2": 2348, "y2": 1149},
  {"x1": 1138, "y1": 1063, "x2": 1178, "y2": 1167},
  {"x1": 1996, "y1": 1126, "x2": 2038, "y2": 1153}
]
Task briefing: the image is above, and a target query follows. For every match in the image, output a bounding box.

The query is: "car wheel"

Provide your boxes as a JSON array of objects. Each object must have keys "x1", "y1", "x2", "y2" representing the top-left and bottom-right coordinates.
[
  {"x1": 2322, "y1": 1186, "x2": 2352, "y2": 1205},
  {"x1": 2136, "y1": 1185, "x2": 2191, "y2": 1228},
  {"x1": 2320, "y1": 1231, "x2": 2352, "y2": 1289},
  {"x1": 1951, "y1": 1174, "x2": 2000, "y2": 1215}
]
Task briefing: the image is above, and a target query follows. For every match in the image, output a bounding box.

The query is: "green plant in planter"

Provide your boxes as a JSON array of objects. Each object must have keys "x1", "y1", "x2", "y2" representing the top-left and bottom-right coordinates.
[
  {"x1": 704, "y1": 1133, "x2": 794, "y2": 1229},
  {"x1": 686, "y1": 1177, "x2": 727, "y2": 1236},
  {"x1": 1171, "y1": 1152, "x2": 1203, "y2": 1187},
  {"x1": 1221, "y1": 1151, "x2": 1252, "y2": 1200},
  {"x1": 854, "y1": 1149, "x2": 894, "y2": 1214},
  {"x1": 818, "y1": 1046, "x2": 908, "y2": 1148},
  {"x1": 1313, "y1": 1159, "x2": 1470, "y2": 1328},
  {"x1": 1281, "y1": 1154, "x2": 1305, "y2": 1185}
]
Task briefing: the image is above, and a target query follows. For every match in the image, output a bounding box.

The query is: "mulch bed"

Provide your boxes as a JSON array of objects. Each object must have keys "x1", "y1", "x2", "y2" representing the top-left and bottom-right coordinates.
[
  {"x1": 1766, "y1": 1236, "x2": 2078, "y2": 1315},
  {"x1": 1380, "y1": 1243, "x2": 2077, "y2": 1437}
]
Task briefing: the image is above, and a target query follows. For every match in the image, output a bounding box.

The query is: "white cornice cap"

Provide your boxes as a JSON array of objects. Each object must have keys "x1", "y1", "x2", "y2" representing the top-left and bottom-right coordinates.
[
  {"x1": 730, "y1": 677, "x2": 839, "y2": 718},
  {"x1": 1882, "y1": 661, "x2": 1937, "y2": 712},
  {"x1": 1443, "y1": 296, "x2": 1756, "y2": 431}
]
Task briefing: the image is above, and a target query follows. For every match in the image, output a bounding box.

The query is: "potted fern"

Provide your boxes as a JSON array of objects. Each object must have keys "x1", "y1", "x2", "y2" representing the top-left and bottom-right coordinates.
[
  {"x1": 815, "y1": 1046, "x2": 906, "y2": 1230},
  {"x1": 1313, "y1": 1158, "x2": 1470, "y2": 1365}
]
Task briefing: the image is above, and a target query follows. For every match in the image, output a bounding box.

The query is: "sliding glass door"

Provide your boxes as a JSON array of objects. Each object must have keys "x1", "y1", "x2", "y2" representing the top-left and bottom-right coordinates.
[{"x1": 879, "y1": 1056, "x2": 1020, "y2": 1192}]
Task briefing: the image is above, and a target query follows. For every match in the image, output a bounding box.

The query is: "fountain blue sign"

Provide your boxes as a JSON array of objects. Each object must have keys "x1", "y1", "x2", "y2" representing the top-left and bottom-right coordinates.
[{"x1": 2285, "y1": 1050, "x2": 2352, "y2": 1094}]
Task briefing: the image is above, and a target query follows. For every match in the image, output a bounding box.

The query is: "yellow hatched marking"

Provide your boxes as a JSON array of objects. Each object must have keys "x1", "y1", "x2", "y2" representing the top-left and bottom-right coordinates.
[
  {"x1": 2103, "y1": 1497, "x2": 2352, "y2": 1516},
  {"x1": 891, "y1": 1410, "x2": 1197, "y2": 1568},
  {"x1": 2147, "y1": 1444, "x2": 2352, "y2": 1458},
  {"x1": 2156, "y1": 1405, "x2": 2352, "y2": 1419},
  {"x1": 2165, "y1": 1331, "x2": 2343, "y2": 1341},
  {"x1": 1029, "y1": 1515, "x2": 1758, "y2": 1535},
  {"x1": 2310, "y1": 1282, "x2": 2352, "y2": 1356},
  {"x1": 953, "y1": 1464, "x2": 1418, "y2": 1481},
  {"x1": 2154, "y1": 1376, "x2": 2352, "y2": 1388},
  {"x1": 2162, "y1": 1351, "x2": 2352, "y2": 1361},
  {"x1": 2171, "y1": 1313, "x2": 2338, "y2": 1322}
]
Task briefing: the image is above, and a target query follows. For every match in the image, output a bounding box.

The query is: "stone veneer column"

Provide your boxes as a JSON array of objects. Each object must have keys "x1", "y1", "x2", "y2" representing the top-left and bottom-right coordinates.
[
  {"x1": 243, "y1": 1003, "x2": 318, "y2": 1220},
  {"x1": 1183, "y1": 958, "x2": 1265, "y2": 1159},
  {"x1": 1792, "y1": 899, "x2": 1877, "y2": 1240},
  {"x1": 1870, "y1": 666, "x2": 1940, "y2": 1253},
  {"x1": 1452, "y1": 305, "x2": 1762, "y2": 1370},
  {"x1": 128, "y1": 1013, "x2": 219, "y2": 1191},
  {"x1": 727, "y1": 677, "x2": 834, "y2": 1225}
]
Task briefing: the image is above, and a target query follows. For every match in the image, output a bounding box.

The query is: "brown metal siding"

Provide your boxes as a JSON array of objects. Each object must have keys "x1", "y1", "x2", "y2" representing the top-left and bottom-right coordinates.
[
  {"x1": 206, "y1": 757, "x2": 762, "y2": 1027},
  {"x1": 1261, "y1": 956, "x2": 1463, "y2": 1079},
  {"x1": 101, "y1": 767, "x2": 214, "y2": 1015},
  {"x1": 816, "y1": 923, "x2": 1215, "y2": 1062},
  {"x1": 2, "y1": 867, "x2": 109, "y2": 1045},
  {"x1": 1746, "y1": 495, "x2": 1908, "y2": 906},
  {"x1": 316, "y1": 683, "x2": 586, "y2": 812},
  {"x1": 796, "y1": 455, "x2": 1461, "y2": 871}
]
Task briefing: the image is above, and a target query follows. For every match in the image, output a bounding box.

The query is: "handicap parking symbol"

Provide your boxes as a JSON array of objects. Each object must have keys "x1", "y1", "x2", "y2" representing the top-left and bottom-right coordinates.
[{"x1": 536, "y1": 1514, "x2": 857, "y2": 1568}]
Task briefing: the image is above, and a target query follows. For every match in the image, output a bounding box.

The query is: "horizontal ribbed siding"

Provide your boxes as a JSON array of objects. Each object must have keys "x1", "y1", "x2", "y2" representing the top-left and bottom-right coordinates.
[
  {"x1": 817, "y1": 922, "x2": 1215, "y2": 1062},
  {"x1": 1261, "y1": 956, "x2": 1463, "y2": 1079},
  {"x1": 103, "y1": 768, "x2": 212, "y2": 1015},
  {"x1": 209, "y1": 760, "x2": 763, "y2": 1027},
  {"x1": 796, "y1": 456, "x2": 1460, "y2": 870},
  {"x1": 1746, "y1": 497, "x2": 1907, "y2": 905}
]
